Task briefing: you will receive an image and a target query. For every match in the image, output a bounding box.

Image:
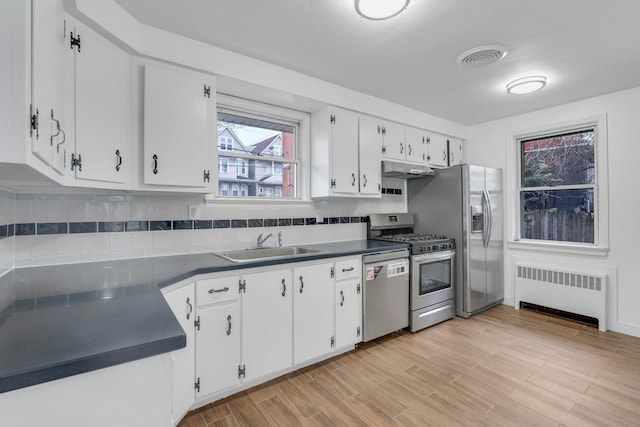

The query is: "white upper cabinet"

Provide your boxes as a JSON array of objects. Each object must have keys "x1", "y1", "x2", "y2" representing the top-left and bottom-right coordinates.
[
  {"x1": 380, "y1": 121, "x2": 405, "y2": 162},
  {"x1": 143, "y1": 64, "x2": 216, "y2": 190},
  {"x1": 448, "y1": 137, "x2": 463, "y2": 166},
  {"x1": 65, "y1": 18, "x2": 131, "y2": 186},
  {"x1": 311, "y1": 107, "x2": 381, "y2": 198},
  {"x1": 31, "y1": 0, "x2": 66, "y2": 172},
  {"x1": 426, "y1": 132, "x2": 450, "y2": 168},
  {"x1": 405, "y1": 127, "x2": 428, "y2": 165}
]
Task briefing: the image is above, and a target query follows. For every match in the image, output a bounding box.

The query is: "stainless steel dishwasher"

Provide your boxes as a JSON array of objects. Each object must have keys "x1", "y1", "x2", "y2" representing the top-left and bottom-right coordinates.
[{"x1": 362, "y1": 249, "x2": 410, "y2": 341}]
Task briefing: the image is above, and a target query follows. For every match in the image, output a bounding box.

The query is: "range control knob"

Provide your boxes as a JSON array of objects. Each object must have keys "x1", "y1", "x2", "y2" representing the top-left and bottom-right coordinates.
[{"x1": 419, "y1": 246, "x2": 426, "y2": 253}]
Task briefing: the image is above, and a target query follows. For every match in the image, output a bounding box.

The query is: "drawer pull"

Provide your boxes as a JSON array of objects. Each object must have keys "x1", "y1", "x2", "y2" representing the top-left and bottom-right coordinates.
[
  {"x1": 209, "y1": 287, "x2": 229, "y2": 294},
  {"x1": 342, "y1": 267, "x2": 355, "y2": 272}
]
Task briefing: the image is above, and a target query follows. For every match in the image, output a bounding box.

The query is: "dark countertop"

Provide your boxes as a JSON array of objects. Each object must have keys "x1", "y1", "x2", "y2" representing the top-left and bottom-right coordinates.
[{"x1": 0, "y1": 239, "x2": 407, "y2": 394}]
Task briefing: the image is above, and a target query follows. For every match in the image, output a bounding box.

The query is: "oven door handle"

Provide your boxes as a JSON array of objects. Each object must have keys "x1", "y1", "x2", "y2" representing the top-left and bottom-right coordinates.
[{"x1": 412, "y1": 251, "x2": 455, "y2": 263}]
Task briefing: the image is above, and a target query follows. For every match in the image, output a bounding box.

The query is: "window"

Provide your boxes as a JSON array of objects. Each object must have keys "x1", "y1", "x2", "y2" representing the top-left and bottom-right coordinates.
[
  {"x1": 220, "y1": 183, "x2": 229, "y2": 196},
  {"x1": 232, "y1": 184, "x2": 240, "y2": 196},
  {"x1": 216, "y1": 96, "x2": 305, "y2": 199},
  {"x1": 219, "y1": 136, "x2": 233, "y2": 151},
  {"x1": 518, "y1": 128, "x2": 596, "y2": 244},
  {"x1": 219, "y1": 157, "x2": 228, "y2": 173}
]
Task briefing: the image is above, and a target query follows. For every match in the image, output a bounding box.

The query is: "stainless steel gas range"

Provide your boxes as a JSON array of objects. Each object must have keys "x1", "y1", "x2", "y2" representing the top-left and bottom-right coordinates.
[{"x1": 369, "y1": 213, "x2": 456, "y2": 332}]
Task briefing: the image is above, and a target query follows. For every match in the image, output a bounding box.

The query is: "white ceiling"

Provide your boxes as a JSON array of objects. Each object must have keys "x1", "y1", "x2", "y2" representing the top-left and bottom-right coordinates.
[{"x1": 113, "y1": 0, "x2": 640, "y2": 125}]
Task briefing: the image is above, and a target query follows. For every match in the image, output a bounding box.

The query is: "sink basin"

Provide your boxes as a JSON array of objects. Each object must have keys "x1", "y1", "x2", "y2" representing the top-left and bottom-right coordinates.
[{"x1": 216, "y1": 246, "x2": 320, "y2": 262}]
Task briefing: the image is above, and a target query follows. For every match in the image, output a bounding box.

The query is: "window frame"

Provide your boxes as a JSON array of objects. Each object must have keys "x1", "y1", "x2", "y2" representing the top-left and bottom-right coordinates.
[
  {"x1": 208, "y1": 94, "x2": 311, "y2": 203},
  {"x1": 507, "y1": 114, "x2": 609, "y2": 256}
]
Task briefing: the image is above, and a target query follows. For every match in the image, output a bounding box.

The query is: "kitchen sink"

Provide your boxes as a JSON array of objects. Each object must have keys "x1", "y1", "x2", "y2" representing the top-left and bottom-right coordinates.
[{"x1": 215, "y1": 246, "x2": 321, "y2": 262}]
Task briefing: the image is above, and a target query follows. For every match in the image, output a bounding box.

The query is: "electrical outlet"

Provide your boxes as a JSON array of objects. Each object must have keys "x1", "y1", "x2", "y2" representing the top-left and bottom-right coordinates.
[{"x1": 188, "y1": 205, "x2": 200, "y2": 220}]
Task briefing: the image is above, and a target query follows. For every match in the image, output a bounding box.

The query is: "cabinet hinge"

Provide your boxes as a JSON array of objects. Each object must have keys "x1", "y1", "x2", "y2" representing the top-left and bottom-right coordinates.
[
  {"x1": 70, "y1": 31, "x2": 81, "y2": 52},
  {"x1": 330, "y1": 179, "x2": 336, "y2": 188},
  {"x1": 203, "y1": 169, "x2": 210, "y2": 182},
  {"x1": 204, "y1": 85, "x2": 211, "y2": 98},
  {"x1": 381, "y1": 127, "x2": 386, "y2": 136},
  {"x1": 330, "y1": 114, "x2": 335, "y2": 124},
  {"x1": 238, "y1": 364, "x2": 246, "y2": 379},
  {"x1": 357, "y1": 283, "x2": 361, "y2": 294},
  {"x1": 239, "y1": 279, "x2": 246, "y2": 293},
  {"x1": 427, "y1": 154, "x2": 431, "y2": 161},
  {"x1": 194, "y1": 315, "x2": 201, "y2": 331},
  {"x1": 381, "y1": 145, "x2": 386, "y2": 154},
  {"x1": 357, "y1": 326, "x2": 361, "y2": 337},
  {"x1": 70, "y1": 153, "x2": 82, "y2": 171},
  {"x1": 330, "y1": 336, "x2": 335, "y2": 348},
  {"x1": 330, "y1": 266, "x2": 335, "y2": 278},
  {"x1": 29, "y1": 105, "x2": 39, "y2": 139},
  {"x1": 194, "y1": 377, "x2": 201, "y2": 392}
]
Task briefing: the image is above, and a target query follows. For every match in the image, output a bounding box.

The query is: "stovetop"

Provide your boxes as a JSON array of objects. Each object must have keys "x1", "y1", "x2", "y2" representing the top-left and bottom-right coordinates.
[{"x1": 373, "y1": 233, "x2": 455, "y2": 254}]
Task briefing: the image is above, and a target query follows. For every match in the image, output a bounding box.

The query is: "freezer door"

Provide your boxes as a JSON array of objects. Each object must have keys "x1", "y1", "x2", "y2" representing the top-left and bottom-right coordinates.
[
  {"x1": 485, "y1": 167, "x2": 504, "y2": 305},
  {"x1": 465, "y1": 165, "x2": 488, "y2": 313}
]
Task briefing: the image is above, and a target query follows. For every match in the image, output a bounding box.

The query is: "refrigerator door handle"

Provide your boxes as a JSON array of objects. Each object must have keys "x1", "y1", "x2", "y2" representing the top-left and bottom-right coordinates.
[{"x1": 482, "y1": 189, "x2": 490, "y2": 248}]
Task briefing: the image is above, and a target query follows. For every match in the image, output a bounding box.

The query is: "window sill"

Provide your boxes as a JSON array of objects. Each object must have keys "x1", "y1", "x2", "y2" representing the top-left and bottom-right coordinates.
[
  {"x1": 507, "y1": 240, "x2": 609, "y2": 257},
  {"x1": 204, "y1": 194, "x2": 312, "y2": 205}
]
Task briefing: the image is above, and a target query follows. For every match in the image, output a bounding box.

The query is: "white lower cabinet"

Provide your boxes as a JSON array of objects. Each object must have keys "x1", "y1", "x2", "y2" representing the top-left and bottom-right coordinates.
[
  {"x1": 163, "y1": 283, "x2": 196, "y2": 425},
  {"x1": 241, "y1": 268, "x2": 293, "y2": 383},
  {"x1": 293, "y1": 262, "x2": 335, "y2": 364},
  {"x1": 194, "y1": 275, "x2": 241, "y2": 398},
  {"x1": 164, "y1": 256, "x2": 363, "y2": 424}
]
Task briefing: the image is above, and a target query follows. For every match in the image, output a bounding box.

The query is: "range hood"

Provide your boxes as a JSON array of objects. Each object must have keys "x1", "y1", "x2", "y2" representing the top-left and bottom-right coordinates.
[{"x1": 381, "y1": 161, "x2": 435, "y2": 179}]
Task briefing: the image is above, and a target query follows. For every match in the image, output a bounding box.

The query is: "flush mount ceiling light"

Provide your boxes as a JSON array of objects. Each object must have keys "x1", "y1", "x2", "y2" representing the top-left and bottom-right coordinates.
[
  {"x1": 506, "y1": 76, "x2": 547, "y2": 94},
  {"x1": 354, "y1": 0, "x2": 410, "y2": 20}
]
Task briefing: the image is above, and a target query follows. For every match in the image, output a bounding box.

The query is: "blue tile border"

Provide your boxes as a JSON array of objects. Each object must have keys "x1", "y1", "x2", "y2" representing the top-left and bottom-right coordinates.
[{"x1": 3, "y1": 215, "x2": 367, "y2": 238}]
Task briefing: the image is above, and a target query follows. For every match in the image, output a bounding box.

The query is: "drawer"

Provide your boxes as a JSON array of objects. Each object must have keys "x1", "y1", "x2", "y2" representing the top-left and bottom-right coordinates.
[
  {"x1": 334, "y1": 258, "x2": 361, "y2": 281},
  {"x1": 196, "y1": 275, "x2": 240, "y2": 306}
]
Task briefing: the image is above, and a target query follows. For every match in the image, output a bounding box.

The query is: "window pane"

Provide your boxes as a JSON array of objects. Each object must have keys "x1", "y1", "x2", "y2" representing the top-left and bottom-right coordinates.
[
  {"x1": 521, "y1": 130, "x2": 594, "y2": 187},
  {"x1": 217, "y1": 110, "x2": 297, "y2": 198},
  {"x1": 520, "y1": 189, "x2": 594, "y2": 243}
]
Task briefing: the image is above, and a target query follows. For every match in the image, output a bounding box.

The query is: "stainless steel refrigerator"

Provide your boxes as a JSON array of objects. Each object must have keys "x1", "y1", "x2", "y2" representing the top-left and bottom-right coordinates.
[{"x1": 408, "y1": 164, "x2": 503, "y2": 318}]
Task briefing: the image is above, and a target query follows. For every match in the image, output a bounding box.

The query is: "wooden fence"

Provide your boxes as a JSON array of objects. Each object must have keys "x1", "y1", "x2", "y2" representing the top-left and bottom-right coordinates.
[{"x1": 522, "y1": 211, "x2": 594, "y2": 243}]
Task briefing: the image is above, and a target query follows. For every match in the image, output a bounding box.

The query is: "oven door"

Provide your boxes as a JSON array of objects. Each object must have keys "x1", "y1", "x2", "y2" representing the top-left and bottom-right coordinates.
[{"x1": 411, "y1": 250, "x2": 455, "y2": 311}]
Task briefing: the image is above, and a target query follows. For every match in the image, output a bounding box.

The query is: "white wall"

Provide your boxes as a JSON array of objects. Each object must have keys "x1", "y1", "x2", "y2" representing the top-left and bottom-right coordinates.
[
  {"x1": 0, "y1": 189, "x2": 15, "y2": 274},
  {"x1": 465, "y1": 86, "x2": 640, "y2": 337}
]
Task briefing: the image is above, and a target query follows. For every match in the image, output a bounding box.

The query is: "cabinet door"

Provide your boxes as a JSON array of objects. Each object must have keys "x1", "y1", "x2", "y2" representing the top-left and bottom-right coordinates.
[
  {"x1": 72, "y1": 19, "x2": 130, "y2": 184},
  {"x1": 195, "y1": 302, "x2": 241, "y2": 397},
  {"x1": 381, "y1": 122, "x2": 405, "y2": 161},
  {"x1": 405, "y1": 127, "x2": 427, "y2": 165},
  {"x1": 330, "y1": 108, "x2": 359, "y2": 194},
  {"x1": 163, "y1": 285, "x2": 196, "y2": 423},
  {"x1": 144, "y1": 64, "x2": 214, "y2": 188},
  {"x1": 427, "y1": 133, "x2": 449, "y2": 168},
  {"x1": 335, "y1": 278, "x2": 362, "y2": 348},
  {"x1": 448, "y1": 137, "x2": 463, "y2": 166},
  {"x1": 241, "y1": 268, "x2": 293, "y2": 382},
  {"x1": 31, "y1": 0, "x2": 66, "y2": 170},
  {"x1": 293, "y1": 263, "x2": 335, "y2": 364},
  {"x1": 358, "y1": 116, "x2": 382, "y2": 196}
]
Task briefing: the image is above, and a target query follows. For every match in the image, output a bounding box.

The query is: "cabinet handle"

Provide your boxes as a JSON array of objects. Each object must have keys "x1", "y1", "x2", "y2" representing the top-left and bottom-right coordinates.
[
  {"x1": 51, "y1": 110, "x2": 66, "y2": 153},
  {"x1": 450, "y1": 152, "x2": 455, "y2": 162},
  {"x1": 299, "y1": 276, "x2": 304, "y2": 293},
  {"x1": 152, "y1": 154, "x2": 158, "y2": 174},
  {"x1": 281, "y1": 278, "x2": 286, "y2": 297},
  {"x1": 226, "y1": 315, "x2": 232, "y2": 336},
  {"x1": 351, "y1": 173, "x2": 356, "y2": 187},
  {"x1": 209, "y1": 287, "x2": 229, "y2": 294},
  {"x1": 443, "y1": 151, "x2": 447, "y2": 161},
  {"x1": 115, "y1": 149, "x2": 122, "y2": 172},
  {"x1": 342, "y1": 267, "x2": 354, "y2": 272},
  {"x1": 363, "y1": 174, "x2": 367, "y2": 187},
  {"x1": 340, "y1": 290, "x2": 345, "y2": 307},
  {"x1": 186, "y1": 297, "x2": 193, "y2": 320},
  {"x1": 408, "y1": 144, "x2": 412, "y2": 156},
  {"x1": 400, "y1": 143, "x2": 404, "y2": 154}
]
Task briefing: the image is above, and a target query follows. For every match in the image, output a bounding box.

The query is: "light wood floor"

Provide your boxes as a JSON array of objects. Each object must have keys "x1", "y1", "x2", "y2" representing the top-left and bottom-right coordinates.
[{"x1": 178, "y1": 305, "x2": 640, "y2": 426}]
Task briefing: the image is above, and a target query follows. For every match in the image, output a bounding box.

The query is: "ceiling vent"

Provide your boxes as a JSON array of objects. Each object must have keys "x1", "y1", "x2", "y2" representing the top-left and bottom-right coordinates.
[{"x1": 457, "y1": 45, "x2": 508, "y2": 67}]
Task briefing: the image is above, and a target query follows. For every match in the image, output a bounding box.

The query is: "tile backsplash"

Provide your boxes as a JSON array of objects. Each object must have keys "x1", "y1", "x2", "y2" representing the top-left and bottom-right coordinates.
[{"x1": 6, "y1": 181, "x2": 405, "y2": 267}]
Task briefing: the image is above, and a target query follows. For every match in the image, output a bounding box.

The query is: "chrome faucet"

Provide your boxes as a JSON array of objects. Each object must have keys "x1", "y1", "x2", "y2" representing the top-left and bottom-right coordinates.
[{"x1": 257, "y1": 232, "x2": 273, "y2": 248}]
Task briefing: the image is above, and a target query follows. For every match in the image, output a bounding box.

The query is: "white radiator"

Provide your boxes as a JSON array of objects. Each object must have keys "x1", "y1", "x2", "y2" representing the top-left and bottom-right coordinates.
[{"x1": 514, "y1": 263, "x2": 608, "y2": 331}]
